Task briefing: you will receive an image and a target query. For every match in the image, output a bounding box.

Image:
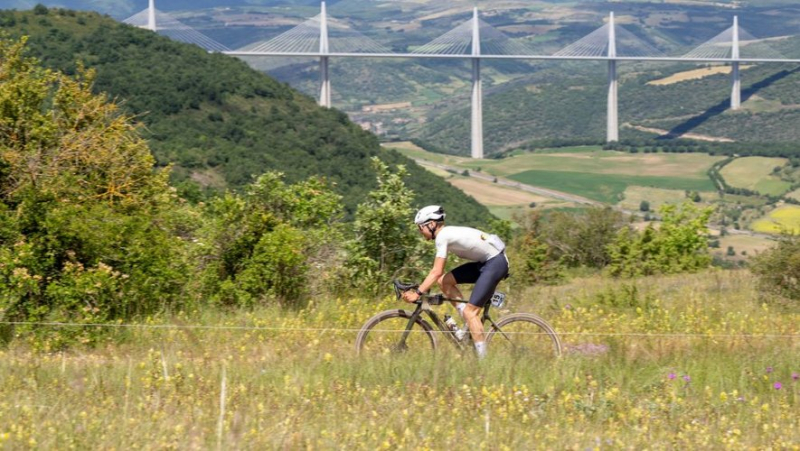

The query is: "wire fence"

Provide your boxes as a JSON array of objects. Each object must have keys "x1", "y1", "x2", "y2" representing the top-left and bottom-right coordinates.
[{"x1": 1, "y1": 321, "x2": 798, "y2": 339}]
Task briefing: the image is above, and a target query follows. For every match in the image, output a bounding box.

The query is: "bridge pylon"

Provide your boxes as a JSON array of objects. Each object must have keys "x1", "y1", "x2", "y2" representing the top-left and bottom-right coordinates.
[
  {"x1": 607, "y1": 12, "x2": 619, "y2": 143},
  {"x1": 471, "y1": 7, "x2": 484, "y2": 159},
  {"x1": 319, "y1": 1, "x2": 332, "y2": 108},
  {"x1": 147, "y1": 0, "x2": 156, "y2": 31},
  {"x1": 731, "y1": 16, "x2": 741, "y2": 110}
]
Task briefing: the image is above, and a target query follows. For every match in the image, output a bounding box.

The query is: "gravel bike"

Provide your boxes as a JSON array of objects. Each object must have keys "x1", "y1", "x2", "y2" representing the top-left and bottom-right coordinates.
[{"x1": 355, "y1": 280, "x2": 562, "y2": 359}]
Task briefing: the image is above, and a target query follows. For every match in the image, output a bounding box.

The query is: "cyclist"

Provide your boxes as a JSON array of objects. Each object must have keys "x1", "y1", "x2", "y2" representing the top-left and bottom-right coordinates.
[{"x1": 402, "y1": 205, "x2": 508, "y2": 358}]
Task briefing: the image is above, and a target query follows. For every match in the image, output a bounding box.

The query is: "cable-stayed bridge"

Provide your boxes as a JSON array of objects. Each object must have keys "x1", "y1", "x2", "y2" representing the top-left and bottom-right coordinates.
[{"x1": 124, "y1": 1, "x2": 800, "y2": 159}]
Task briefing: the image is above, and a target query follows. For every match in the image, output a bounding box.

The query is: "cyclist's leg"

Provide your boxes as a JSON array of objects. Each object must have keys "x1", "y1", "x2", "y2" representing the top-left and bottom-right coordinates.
[
  {"x1": 464, "y1": 253, "x2": 510, "y2": 355},
  {"x1": 443, "y1": 262, "x2": 481, "y2": 318}
]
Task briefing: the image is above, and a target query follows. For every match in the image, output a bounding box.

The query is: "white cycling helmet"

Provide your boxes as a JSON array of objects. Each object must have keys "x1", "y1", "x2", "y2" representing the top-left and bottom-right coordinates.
[{"x1": 414, "y1": 205, "x2": 446, "y2": 225}]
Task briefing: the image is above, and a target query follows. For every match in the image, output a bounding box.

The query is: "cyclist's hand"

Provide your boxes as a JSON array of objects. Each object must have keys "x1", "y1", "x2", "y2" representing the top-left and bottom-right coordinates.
[{"x1": 402, "y1": 290, "x2": 420, "y2": 303}]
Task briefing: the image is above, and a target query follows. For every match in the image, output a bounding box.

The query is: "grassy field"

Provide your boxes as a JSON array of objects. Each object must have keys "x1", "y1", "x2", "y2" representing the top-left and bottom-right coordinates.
[
  {"x1": 720, "y1": 157, "x2": 793, "y2": 197},
  {"x1": 751, "y1": 205, "x2": 800, "y2": 234},
  {"x1": 509, "y1": 170, "x2": 715, "y2": 204},
  {"x1": 464, "y1": 149, "x2": 720, "y2": 180},
  {"x1": 618, "y1": 186, "x2": 717, "y2": 211},
  {"x1": 713, "y1": 234, "x2": 777, "y2": 260},
  {"x1": 787, "y1": 188, "x2": 800, "y2": 202},
  {"x1": 0, "y1": 271, "x2": 797, "y2": 448}
]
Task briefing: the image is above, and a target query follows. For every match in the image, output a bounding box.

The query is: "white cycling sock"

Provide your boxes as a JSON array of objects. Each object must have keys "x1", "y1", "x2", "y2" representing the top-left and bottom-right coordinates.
[
  {"x1": 474, "y1": 341, "x2": 487, "y2": 359},
  {"x1": 456, "y1": 303, "x2": 466, "y2": 319}
]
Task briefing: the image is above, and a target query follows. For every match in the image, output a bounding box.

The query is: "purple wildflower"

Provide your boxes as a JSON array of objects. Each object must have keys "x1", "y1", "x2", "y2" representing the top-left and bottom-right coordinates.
[
  {"x1": 793, "y1": 372, "x2": 799, "y2": 381},
  {"x1": 773, "y1": 382, "x2": 782, "y2": 390},
  {"x1": 668, "y1": 372, "x2": 676, "y2": 380},
  {"x1": 766, "y1": 367, "x2": 774, "y2": 374},
  {"x1": 682, "y1": 375, "x2": 691, "y2": 383}
]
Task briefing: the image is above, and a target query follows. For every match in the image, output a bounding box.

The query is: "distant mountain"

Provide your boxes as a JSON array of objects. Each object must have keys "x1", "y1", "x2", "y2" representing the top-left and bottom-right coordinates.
[{"x1": 0, "y1": 7, "x2": 492, "y2": 223}]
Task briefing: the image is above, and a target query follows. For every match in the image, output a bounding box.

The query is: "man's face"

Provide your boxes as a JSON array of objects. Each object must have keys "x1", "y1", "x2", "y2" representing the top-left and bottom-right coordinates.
[{"x1": 418, "y1": 221, "x2": 435, "y2": 240}]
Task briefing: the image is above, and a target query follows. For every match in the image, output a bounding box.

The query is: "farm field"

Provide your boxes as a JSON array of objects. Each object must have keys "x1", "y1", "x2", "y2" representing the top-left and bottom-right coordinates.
[
  {"x1": 390, "y1": 143, "x2": 721, "y2": 206},
  {"x1": 720, "y1": 157, "x2": 793, "y2": 196},
  {"x1": 618, "y1": 186, "x2": 716, "y2": 211},
  {"x1": 713, "y1": 234, "x2": 776, "y2": 260},
  {"x1": 508, "y1": 169, "x2": 715, "y2": 204},
  {"x1": 0, "y1": 271, "x2": 796, "y2": 449},
  {"x1": 461, "y1": 149, "x2": 720, "y2": 180},
  {"x1": 751, "y1": 205, "x2": 800, "y2": 234},
  {"x1": 447, "y1": 177, "x2": 552, "y2": 206}
]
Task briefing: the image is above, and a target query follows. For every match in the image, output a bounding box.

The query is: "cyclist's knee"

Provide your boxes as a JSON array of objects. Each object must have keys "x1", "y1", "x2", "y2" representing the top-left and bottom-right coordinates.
[
  {"x1": 462, "y1": 304, "x2": 480, "y2": 320},
  {"x1": 438, "y1": 272, "x2": 456, "y2": 288}
]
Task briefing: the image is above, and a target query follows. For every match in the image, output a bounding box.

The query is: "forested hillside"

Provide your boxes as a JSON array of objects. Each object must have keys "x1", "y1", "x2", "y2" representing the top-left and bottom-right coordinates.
[
  {"x1": 415, "y1": 56, "x2": 800, "y2": 156},
  {"x1": 0, "y1": 7, "x2": 490, "y2": 222}
]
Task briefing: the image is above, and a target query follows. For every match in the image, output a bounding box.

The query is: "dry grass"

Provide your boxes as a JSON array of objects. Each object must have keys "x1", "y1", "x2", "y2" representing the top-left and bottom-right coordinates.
[
  {"x1": 0, "y1": 271, "x2": 797, "y2": 448},
  {"x1": 647, "y1": 65, "x2": 754, "y2": 86},
  {"x1": 618, "y1": 186, "x2": 716, "y2": 211},
  {"x1": 448, "y1": 177, "x2": 550, "y2": 206}
]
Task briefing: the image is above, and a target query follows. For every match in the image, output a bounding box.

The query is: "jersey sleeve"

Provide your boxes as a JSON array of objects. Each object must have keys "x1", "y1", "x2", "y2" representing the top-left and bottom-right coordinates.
[{"x1": 434, "y1": 235, "x2": 448, "y2": 259}]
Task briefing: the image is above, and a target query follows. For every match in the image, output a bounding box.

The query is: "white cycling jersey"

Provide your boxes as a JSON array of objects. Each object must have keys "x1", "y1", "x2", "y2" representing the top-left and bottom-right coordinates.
[{"x1": 434, "y1": 226, "x2": 505, "y2": 262}]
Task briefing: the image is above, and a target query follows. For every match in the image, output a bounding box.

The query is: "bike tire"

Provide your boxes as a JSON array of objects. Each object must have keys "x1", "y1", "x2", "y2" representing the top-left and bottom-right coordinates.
[
  {"x1": 486, "y1": 313, "x2": 562, "y2": 359},
  {"x1": 355, "y1": 309, "x2": 438, "y2": 356}
]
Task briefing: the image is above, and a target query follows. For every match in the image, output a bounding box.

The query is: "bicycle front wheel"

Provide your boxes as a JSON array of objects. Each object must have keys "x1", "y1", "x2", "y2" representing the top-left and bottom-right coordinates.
[
  {"x1": 355, "y1": 309, "x2": 438, "y2": 357},
  {"x1": 486, "y1": 313, "x2": 562, "y2": 359}
]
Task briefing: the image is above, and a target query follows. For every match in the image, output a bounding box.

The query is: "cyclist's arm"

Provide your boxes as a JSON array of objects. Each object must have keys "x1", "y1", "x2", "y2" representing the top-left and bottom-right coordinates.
[{"x1": 419, "y1": 256, "x2": 447, "y2": 294}]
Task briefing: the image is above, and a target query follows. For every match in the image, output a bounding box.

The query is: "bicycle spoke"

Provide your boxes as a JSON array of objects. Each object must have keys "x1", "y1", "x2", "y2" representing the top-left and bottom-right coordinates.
[
  {"x1": 488, "y1": 313, "x2": 561, "y2": 360},
  {"x1": 357, "y1": 313, "x2": 436, "y2": 357}
]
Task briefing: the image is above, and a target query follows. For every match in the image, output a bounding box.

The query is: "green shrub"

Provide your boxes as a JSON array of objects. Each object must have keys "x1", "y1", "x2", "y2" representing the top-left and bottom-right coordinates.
[
  {"x1": 750, "y1": 234, "x2": 800, "y2": 301},
  {"x1": 607, "y1": 202, "x2": 713, "y2": 277},
  {"x1": 198, "y1": 172, "x2": 343, "y2": 307}
]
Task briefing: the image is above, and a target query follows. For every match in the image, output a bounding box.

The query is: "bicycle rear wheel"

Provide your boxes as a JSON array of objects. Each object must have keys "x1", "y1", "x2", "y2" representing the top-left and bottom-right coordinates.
[
  {"x1": 486, "y1": 313, "x2": 562, "y2": 359},
  {"x1": 355, "y1": 309, "x2": 438, "y2": 356}
]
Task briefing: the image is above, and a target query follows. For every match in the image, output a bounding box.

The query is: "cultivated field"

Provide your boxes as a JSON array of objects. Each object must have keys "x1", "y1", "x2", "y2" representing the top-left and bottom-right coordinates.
[
  {"x1": 390, "y1": 144, "x2": 721, "y2": 205},
  {"x1": 714, "y1": 234, "x2": 777, "y2": 260},
  {"x1": 751, "y1": 205, "x2": 800, "y2": 234},
  {"x1": 720, "y1": 157, "x2": 792, "y2": 196},
  {"x1": 509, "y1": 169, "x2": 714, "y2": 204},
  {"x1": 0, "y1": 271, "x2": 797, "y2": 448},
  {"x1": 447, "y1": 177, "x2": 551, "y2": 206},
  {"x1": 647, "y1": 65, "x2": 754, "y2": 86},
  {"x1": 618, "y1": 186, "x2": 716, "y2": 211}
]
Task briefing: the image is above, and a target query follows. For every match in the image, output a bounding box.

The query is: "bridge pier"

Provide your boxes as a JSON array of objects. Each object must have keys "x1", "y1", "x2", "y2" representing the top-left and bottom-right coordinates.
[
  {"x1": 147, "y1": 0, "x2": 156, "y2": 31},
  {"x1": 607, "y1": 12, "x2": 619, "y2": 143},
  {"x1": 318, "y1": 1, "x2": 331, "y2": 108},
  {"x1": 731, "y1": 16, "x2": 741, "y2": 110},
  {"x1": 470, "y1": 8, "x2": 484, "y2": 159},
  {"x1": 320, "y1": 57, "x2": 331, "y2": 108}
]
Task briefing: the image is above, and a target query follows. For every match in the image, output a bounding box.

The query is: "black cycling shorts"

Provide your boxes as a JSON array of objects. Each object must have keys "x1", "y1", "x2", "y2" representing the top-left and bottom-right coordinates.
[{"x1": 450, "y1": 252, "x2": 509, "y2": 307}]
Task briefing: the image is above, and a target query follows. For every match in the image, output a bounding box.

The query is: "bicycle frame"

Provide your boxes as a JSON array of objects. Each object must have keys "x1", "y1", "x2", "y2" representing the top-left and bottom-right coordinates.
[{"x1": 397, "y1": 295, "x2": 503, "y2": 350}]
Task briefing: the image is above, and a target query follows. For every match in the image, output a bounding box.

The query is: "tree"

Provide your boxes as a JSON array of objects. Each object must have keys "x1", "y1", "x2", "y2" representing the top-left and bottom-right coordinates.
[
  {"x1": 0, "y1": 37, "x2": 186, "y2": 347},
  {"x1": 640, "y1": 200, "x2": 650, "y2": 212},
  {"x1": 343, "y1": 158, "x2": 423, "y2": 294}
]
